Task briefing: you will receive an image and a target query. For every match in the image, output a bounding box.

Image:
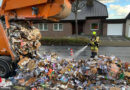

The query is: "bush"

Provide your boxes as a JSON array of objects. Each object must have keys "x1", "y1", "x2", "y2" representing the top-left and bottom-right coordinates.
[
  {"x1": 40, "y1": 37, "x2": 89, "y2": 46},
  {"x1": 125, "y1": 36, "x2": 130, "y2": 40}
]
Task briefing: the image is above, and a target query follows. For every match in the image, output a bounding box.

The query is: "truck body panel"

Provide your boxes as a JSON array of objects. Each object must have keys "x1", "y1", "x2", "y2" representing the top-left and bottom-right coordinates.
[{"x1": 0, "y1": 22, "x2": 15, "y2": 60}]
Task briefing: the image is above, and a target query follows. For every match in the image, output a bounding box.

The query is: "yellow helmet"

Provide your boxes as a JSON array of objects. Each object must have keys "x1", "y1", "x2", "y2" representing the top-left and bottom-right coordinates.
[{"x1": 92, "y1": 31, "x2": 96, "y2": 35}]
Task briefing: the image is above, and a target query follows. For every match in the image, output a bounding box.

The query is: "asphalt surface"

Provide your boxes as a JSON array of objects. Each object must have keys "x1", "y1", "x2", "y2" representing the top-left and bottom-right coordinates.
[{"x1": 39, "y1": 46, "x2": 130, "y2": 62}]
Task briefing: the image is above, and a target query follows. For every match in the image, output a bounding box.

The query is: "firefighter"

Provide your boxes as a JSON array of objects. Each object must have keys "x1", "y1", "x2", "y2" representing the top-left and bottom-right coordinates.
[{"x1": 88, "y1": 31, "x2": 100, "y2": 58}]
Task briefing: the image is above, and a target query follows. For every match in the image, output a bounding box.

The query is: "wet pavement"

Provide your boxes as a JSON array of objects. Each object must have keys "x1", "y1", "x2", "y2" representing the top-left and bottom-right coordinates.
[{"x1": 39, "y1": 46, "x2": 130, "y2": 62}]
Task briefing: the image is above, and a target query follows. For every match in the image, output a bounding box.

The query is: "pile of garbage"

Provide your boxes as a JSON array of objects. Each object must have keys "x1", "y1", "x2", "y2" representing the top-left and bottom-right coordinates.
[
  {"x1": 0, "y1": 23, "x2": 129, "y2": 90},
  {"x1": 0, "y1": 53, "x2": 130, "y2": 90},
  {"x1": 8, "y1": 22, "x2": 41, "y2": 60}
]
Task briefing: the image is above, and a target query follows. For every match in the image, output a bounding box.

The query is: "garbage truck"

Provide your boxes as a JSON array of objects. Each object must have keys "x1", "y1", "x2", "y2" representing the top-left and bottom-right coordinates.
[{"x1": 0, "y1": 0, "x2": 73, "y2": 77}]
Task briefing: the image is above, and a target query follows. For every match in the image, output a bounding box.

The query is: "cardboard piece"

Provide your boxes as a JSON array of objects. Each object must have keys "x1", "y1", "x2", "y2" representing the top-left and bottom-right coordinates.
[
  {"x1": 18, "y1": 57, "x2": 30, "y2": 68},
  {"x1": 110, "y1": 87, "x2": 120, "y2": 90},
  {"x1": 27, "y1": 60, "x2": 36, "y2": 71},
  {"x1": 124, "y1": 72, "x2": 130, "y2": 77},
  {"x1": 25, "y1": 77, "x2": 36, "y2": 86}
]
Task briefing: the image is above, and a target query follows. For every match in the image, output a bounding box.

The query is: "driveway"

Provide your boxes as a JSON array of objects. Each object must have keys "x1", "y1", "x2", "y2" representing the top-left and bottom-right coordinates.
[
  {"x1": 100, "y1": 36, "x2": 130, "y2": 41},
  {"x1": 100, "y1": 36, "x2": 130, "y2": 47}
]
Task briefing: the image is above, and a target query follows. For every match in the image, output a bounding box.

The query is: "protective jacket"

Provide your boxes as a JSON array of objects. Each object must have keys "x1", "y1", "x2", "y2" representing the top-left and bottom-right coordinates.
[{"x1": 89, "y1": 36, "x2": 100, "y2": 53}]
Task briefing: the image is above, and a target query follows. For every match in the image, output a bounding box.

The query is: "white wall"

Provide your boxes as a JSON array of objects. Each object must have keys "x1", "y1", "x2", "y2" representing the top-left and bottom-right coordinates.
[{"x1": 125, "y1": 19, "x2": 130, "y2": 37}]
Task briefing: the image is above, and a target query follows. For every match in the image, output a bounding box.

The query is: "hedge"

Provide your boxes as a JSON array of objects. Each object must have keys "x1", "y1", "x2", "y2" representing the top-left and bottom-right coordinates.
[
  {"x1": 125, "y1": 36, "x2": 130, "y2": 40},
  {"x1": 40, "y1": 37, "x2": 89, "y2": 46}
]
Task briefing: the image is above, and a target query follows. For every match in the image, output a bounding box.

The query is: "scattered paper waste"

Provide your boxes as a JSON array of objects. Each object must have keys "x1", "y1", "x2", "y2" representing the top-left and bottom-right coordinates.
[{"x1": 0, "y1": 53, "x2": 130, "y2": 90}]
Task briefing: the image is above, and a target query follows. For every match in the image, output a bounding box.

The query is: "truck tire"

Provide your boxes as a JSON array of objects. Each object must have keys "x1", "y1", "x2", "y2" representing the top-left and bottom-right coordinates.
[{"x1": 0, "y1": 56, "x2": 13, "y2": 78}]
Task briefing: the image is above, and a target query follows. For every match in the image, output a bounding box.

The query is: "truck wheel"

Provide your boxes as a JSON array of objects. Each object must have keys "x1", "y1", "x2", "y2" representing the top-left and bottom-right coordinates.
[{"x1": 0, "y1": 56, "x2": 13, "y2": 78}]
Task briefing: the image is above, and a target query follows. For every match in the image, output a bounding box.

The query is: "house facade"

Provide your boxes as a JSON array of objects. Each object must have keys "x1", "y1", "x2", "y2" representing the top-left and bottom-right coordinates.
[
  {"x1": 34, "y1": 22, "x2": 72, "y2": 38},
  {"x1": 34, "y1": 0, "x2": 108, "y2": 38},
  {"x1": 33, "y1": 0, "x2": 129, "y2": 38}
]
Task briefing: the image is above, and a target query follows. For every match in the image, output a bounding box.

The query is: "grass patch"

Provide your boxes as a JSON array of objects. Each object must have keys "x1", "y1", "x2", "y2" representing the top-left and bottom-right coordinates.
[{"x1": 40, "y1": 37, "x2": 89, "y2": 46}]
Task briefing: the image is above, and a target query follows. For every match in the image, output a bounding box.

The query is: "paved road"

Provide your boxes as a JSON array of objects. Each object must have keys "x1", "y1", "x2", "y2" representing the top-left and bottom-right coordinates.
[{"x1": 39, "y1": 46, "x2": 130, "y2": 62}]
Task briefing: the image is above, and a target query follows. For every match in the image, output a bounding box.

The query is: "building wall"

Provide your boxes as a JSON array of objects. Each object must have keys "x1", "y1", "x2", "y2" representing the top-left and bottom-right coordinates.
[
  {"x1": 83, "y1": 19, "x2": 102, "y2": 36},
  {"x1": 125, "y1": 19, "x2": 130, "y2": 37},
  {"x1": 33, "y1": 19, "x2": 127, "y2": 37},
  {"x1": 102, "y1": 22, "x2": 107, "y2": 36},
  {"x1": 123, "y1": 23, "x2": 126, "y2": 36},
  {"x1": 34, "y1": 23, "x2": 72, "y2": 38}
]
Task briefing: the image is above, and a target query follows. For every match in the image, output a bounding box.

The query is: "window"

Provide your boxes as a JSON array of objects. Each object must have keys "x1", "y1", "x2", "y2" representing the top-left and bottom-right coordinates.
[
  {"x1": 38, "y1": 23, "x2": 48, "y2": 31},
  {"x1": 53, "y1": 23, "x2": 63, "y2": 31},
  {"x1": 91, "y1": 23, "x2": 99, "y2": 30}
]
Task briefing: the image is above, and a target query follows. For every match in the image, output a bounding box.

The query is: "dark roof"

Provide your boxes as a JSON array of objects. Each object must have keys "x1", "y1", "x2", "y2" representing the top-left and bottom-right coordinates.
[
  {"x1": 126, "y1": 13, "x2": 130, "y2": 19},
  {"x1": 63, "y1": 0, "x2": 108, "y2": 21},
  {"x1": 103, "y1": 19, "x2": 126, "y2": 23}
]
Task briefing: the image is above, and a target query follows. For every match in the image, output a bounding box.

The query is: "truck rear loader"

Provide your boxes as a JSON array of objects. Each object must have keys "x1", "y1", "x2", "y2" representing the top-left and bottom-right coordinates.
[{"x1": 0, "y1": 0, "x2": 73, "y2": 78}]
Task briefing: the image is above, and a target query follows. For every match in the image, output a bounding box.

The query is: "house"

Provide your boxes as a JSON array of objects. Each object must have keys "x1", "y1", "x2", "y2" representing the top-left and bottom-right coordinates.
[
  {"x1": 125, "y1": 13, "x2": 130, "y2": 37},
  {"x1": 33, "y1": 0, "x2": 108, "y2": 38}
]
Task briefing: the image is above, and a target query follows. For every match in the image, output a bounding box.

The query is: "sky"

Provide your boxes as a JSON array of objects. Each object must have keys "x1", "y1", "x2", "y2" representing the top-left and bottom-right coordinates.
[
  {"x1": 0, "y1": 0, "x2": 129, "y2": 19},
  {"x1": 99, "y1": 0, "x2": 130, "y2": 19}
]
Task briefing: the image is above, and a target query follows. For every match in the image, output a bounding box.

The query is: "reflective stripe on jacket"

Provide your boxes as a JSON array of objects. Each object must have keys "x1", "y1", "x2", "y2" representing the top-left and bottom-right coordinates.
[{"x1": 90, "y1": 36, "x2": 99, "y2": 52}]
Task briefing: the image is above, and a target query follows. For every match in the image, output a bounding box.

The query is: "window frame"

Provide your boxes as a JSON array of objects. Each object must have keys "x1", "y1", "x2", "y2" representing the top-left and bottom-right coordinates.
[
  {"x1": 90, "y1": 23, "x2": 99, "y2": 30},
  {"x1": 53, "y1": 23, "x2": 63, "y2": 31},
  {"x1": 38, "y1": 23, "x2": 48, "y2": 31}
]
